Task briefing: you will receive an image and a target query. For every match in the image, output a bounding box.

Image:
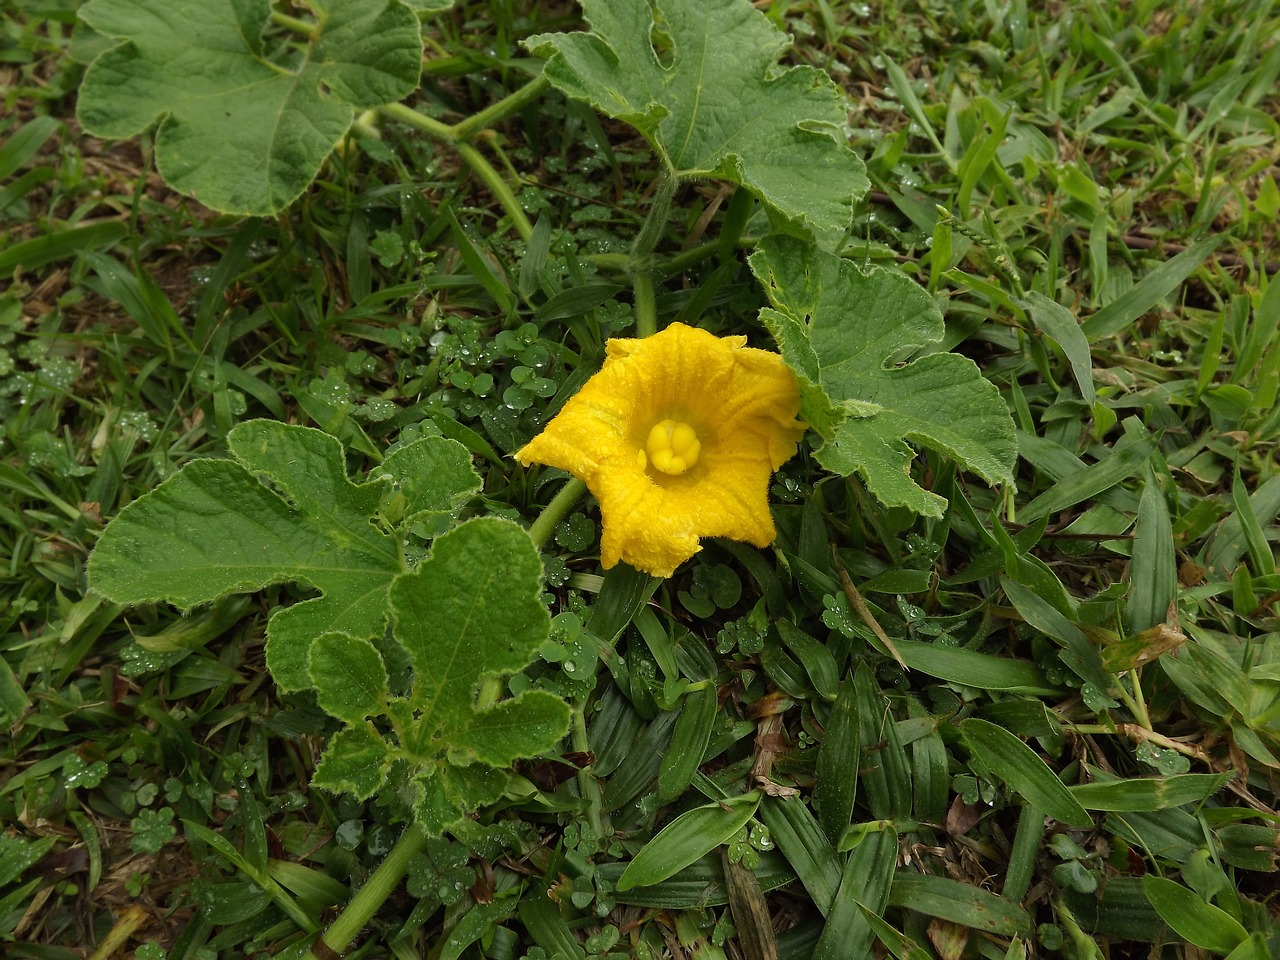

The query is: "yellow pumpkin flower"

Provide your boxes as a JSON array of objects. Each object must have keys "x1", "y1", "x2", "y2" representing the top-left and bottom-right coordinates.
[{"x1": 516, "y1": 322, "x2": 805, "y2": 578}]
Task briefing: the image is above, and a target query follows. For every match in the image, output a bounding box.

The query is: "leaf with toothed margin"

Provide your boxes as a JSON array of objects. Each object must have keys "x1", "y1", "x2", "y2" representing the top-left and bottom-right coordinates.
[
  {"x1": 749, "y1": 235, "x2": 1017, "y2": 517},
  {"x1": 87, "y1": 421, "x2": 482, "y2": 693},
  {"x1": 76, "y1": 0, "x2": 422, "y2": 215},
  {"x1": 524, "y1": 0, "x2": 868, "y2": 243},
  {"x1": 309, "y1": 518, "x2": 571, "y2": 833}
]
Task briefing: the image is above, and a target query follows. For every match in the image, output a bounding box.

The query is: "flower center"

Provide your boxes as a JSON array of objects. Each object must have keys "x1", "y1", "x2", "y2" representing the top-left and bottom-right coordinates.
[{"x1": 643, "y1": 419, "x2": 701, "y2": 476}]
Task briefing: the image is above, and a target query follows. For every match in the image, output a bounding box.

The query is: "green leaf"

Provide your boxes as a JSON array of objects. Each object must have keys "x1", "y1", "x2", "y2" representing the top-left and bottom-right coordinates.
[
  {"x1": 389, "y1": 518, "x2": 570, "y2": 771},
  {"x1": 813, "y1": 828, "x2": 896, "y2": 960},
  {"x1": 617, "y1": 792, "x2": 761, "y2": 891},
  {"x1": 894, "y1": 639, "x2": 1059, "y2": 694},
  {"x1": 1141, "y1": 876, "x2": 1248, "y2": 954},
  {"x1": 889, "y1": 873, "x2": 1031, "y2": 937},
  {"x1": 1017, "y1": 292, "x2": 1096, "y2": 407},
  {"x1": 1081, "y1": 237, "x2": 1222, "y2": 338},
  {"x1": 1068, "y1": 772, "x2": 1233, "y2": 811},
  {"x1": 1126, "y1": 469, "x2": 1177, "y2": 634},
  {"x1": 373, "y1": 436, "x2": 482, "y2": 535},
  {"x1": 0, "y1": 834, "x2": 58, "y2": 888},
  {"x1": 1018, "y1": 430, "x2": 1157, "y2": 523},
  {"x1": 88, "y1": 420, "x2": 406, "y2": 692},
  {"x1": 814, "y1": 681, "x2": 860, "y2": 846},
  {"x1": 413, "y1": 765, "x2": 508, "y2": 837},
  {"x1": 959, "y1": 718, "x2": 1092, "y2": 827},
  {"x1": 311, "y1": 725, "x2": 394, "y2": 801},
  {"x1": 76, "y1": 0, "x2": 421, "y2": 215},
  {"x1": 309, "y1": 634, "x2": 389, "y2": 724},
  {"x1": 524, "y1": 0, "x2": 867, "y2": 239},
  {"x1": 658, "y1": 685, "x2": 716, "y2": 801},
  {"x1": 758, "y1": 796, "x2": 842, "y2": 916},
  {"x1": 750, "y1": 235, "x2": 1016, "y2": 517},
  {"x1": 0, "y1": 659, "x2": 30, "y2": 727}
]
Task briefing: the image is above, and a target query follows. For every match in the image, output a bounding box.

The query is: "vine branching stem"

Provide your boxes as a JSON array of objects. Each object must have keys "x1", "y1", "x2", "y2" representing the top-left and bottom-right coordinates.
[
  {"x1": 452, "y1": 74, "x2": 551, "y2": 142},
  {"x1": 378, "y1": 87, "x2": 542, "y2": 241},
  {"x1": 269, "y1": 10, "x2": 317, "y2": 38}
]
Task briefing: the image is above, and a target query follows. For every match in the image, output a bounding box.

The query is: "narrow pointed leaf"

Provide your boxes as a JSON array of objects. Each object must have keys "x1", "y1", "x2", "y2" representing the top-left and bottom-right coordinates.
[
  {"x1": 959, "y1": 718, "x2": 1092, "y2": 827},
  {"x1": 617, "y1": 792, "x2": 761, "y2": 891},
  {"x1": 813, "y1": 827, "x2": 896, "y2": 960},
  {"x1": 889, "y1": 873, "x2": 1031, "y2": 937},
  {"x1": 1068, "y1": 773, "x2": 1233, "y2": 811},
  {"x1": 1142, "y1": 877, "x2": 1248, "y2": 954},
  {"x1": 759, "y1": 796, "x2": 842, "y2": 915}
]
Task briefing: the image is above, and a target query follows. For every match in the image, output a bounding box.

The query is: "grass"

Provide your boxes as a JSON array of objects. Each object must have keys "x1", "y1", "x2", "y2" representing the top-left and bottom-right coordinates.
[{"x1": 2, "y1": 0, "x2": 1279, "y2": 957}]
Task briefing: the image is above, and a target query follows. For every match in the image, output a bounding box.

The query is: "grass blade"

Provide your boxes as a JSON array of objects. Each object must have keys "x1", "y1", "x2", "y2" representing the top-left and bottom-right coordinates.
[
  {"x1": 1081, "y1": 237, "x2": 1221, "y2": 338},
  {"x1": 959, "y1": 718, "x2": 1092, "y2": 827}
]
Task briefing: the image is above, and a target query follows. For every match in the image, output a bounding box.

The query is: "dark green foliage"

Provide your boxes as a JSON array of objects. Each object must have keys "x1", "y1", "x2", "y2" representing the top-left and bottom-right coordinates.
[{"x1": 2, "y1": 0, "x2": 1278, "y2": 957}]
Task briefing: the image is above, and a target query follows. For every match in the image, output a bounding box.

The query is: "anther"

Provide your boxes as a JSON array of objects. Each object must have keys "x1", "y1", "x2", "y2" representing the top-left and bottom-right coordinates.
[{"x1": 645, "y1": 419, "x2": 701, "y2": 476}]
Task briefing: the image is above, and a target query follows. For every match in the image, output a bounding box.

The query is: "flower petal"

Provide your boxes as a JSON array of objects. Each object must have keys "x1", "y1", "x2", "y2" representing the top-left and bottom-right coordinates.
[{"x1": 516, "y1": 322, "x2": 804, "y2": 577}]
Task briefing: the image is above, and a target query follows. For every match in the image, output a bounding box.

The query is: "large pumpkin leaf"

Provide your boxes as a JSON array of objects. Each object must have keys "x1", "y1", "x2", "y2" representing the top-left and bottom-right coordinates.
[
  {"x1": 76, "y1": 0, "x2": 422, "y2": 215},
  {"x1": 310, "y1": 518, "x2": 571, "y2": 833},
  {"x1": 87, "y1": 421, "x2": 480, "y2": 692},
  {"x1": 524, "y1": 0, "x2": 868, "y2": 239},
  {"x1": 749, "y1": 235, "x2": 1016, "y2": 516}
]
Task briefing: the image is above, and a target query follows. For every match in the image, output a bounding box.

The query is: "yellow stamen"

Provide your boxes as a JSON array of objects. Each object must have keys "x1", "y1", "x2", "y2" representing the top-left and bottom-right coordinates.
[{"x1": 645, "y1": 419, "x2": 701, "y2": 476}]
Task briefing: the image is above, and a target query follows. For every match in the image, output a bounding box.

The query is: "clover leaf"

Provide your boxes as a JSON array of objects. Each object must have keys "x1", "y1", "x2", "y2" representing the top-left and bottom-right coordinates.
[
  {"x1": 76, "y1": 0, "x2": 421, "y2": 215},
  {"x1": 87, "y1": 421, "x2": 481, "y2": 692},
  {"x1": 749, "y1": 235, "x2": 1017, "y2": 516},
  {"x1": 309, "y1": 518, "x2": 571, "y2": 834},
  {"x1": 524, "y1": 0, "x2": 868, "y2": 239}
]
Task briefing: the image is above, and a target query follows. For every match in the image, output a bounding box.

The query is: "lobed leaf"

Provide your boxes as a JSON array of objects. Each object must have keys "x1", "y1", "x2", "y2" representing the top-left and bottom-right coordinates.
[
  {"x1": 750, "y1": 235, "x2": 1016, "y2": 517},
  {"x1": 310, "y1": 519, "x2": 570, "y2": 830},
  {"x1": 390, "y1": 518, "x2": 568, "y2": 768},
  {"x1": 524, "y1": 0, "x2": 867, "y2": 240},
  {"x1": 88, "y1": 423, "x2": 486, "y2": 694},
  {"x1": 88, "y1": 421, "x2": 409, "y2": 692},
  {"x1": 374, "y1": 435, "x2": 483, "y2": 535},
  {"x1": 76, "y1": 0, "x2": 422, "y2": 215}
]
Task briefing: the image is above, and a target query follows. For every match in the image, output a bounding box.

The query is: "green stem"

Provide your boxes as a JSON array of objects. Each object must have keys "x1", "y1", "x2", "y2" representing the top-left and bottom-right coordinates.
[
  {"x1": 378, "y1": 100, "x2": 454, "y2": 140},
  {"x1": 455, "y1": 141, "x2": 534, "y2": 242},
  {"x1": 1127, "y1": 669, "x2": 1152, "y2": 729},
  {"x1": 629, "y1": 172, "x2": 679, "y2": 338},
  {"x1": 633, "y1": 271, "x2": 658, "y2": 338},
  {"x1": 269, "y1": 11, "x2": 316, "y2": 37},
  {"x1": 302, "y1": 822, "x2": 429, "y2": 960},
  {"x1": 452, "y1": 75, "x2": 550, "y2": 143},
  {"x1": 664, "y1": 238, "x2": 721, "y2": 274},
  {"x1": 631, "y1": 172, "x2": 678, "y2": 263},
  {"x1": 528, "y1": 478, "x2": 588, "y2": 549}
]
